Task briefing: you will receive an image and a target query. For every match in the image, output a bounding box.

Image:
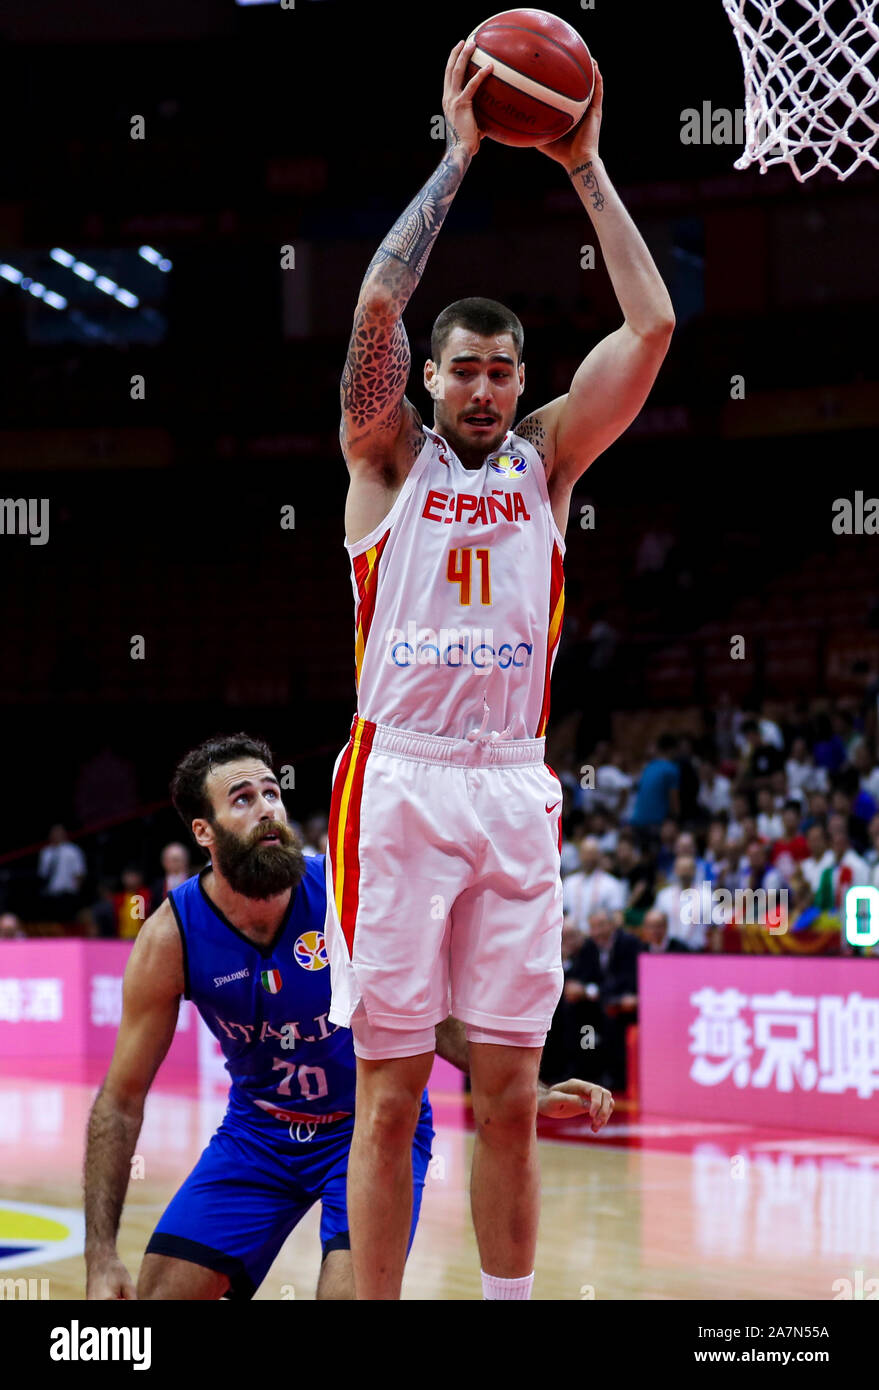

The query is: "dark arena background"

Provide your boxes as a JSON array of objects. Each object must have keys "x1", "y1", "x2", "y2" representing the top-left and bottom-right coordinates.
[{"x1": 1, "y1": 0, "x2": 878, "y2": 1340}]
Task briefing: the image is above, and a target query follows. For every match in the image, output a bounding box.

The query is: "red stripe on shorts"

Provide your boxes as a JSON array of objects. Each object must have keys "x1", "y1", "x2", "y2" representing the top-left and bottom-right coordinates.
[{"x1": 328, "y1": 716, "x2": 376, "y2": 957}]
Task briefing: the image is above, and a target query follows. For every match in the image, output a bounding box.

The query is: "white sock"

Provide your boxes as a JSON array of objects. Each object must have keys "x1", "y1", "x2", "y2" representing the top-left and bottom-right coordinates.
[{"x1": 481, "y1": 1270, "x2": 534, "y2": 1301}]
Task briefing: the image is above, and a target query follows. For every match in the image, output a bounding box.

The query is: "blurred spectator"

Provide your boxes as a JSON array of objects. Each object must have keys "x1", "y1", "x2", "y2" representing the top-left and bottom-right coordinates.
[
  {"x1": 852, "y1": 741, "x2": 879, "y2": 804},
  {"x1": 675, "y1": 735, "x2": 701, "y2": 825},
  {"x1": 698, "y1": 759, "x2": 732, "y2": 818},
  {"x1": 756, "y1": 787, "x2": 784, "y2": 842},
  {"x1": 37, "y1": 824, "x2": 87, "y2": 923},
  {"x1": 629, "y1": 735, "x2": 681, "y2": 830},
  {"x1": 114, "y1": 867, "x2": 153, "y2": 940},
  {"x1": 703, "y1": 821, "x2": 732, "y2": 888},
  {"x1": 727, "y1": 792, "x2": 752, "y2": 846},
  {"x1": 564, "y1": 910, "x2": 643, "y2": 1090},
  {"x1": 801, "y1": 789, "x2": 830, "y2": 832},
  {"x1": 0, "y1": 912, "x2": 26, "y2": 940},
  {"x1": 801, "y1": 823, "x2": 833, "y2": 892},
  {"x1": 151, "y1": 842, "x2": 192, "y2": 906},
  {"x1": 814, "y1": 815, "x2": 870, "y2": 912},
  {"x1": 733, "y1": 839, "x2": 786, "y2": 898},
  {"x1": 580, "y1": 741, "x2": 632, "y2": 819},
  {"x1": 653, "y1": 854, "x2": 709, "y2": 950},
  {"x1": 634, "y1": 524, "x2": 674, "y2": 579},
  {"x1": 770, "y1": 802, "x2": 811, "y2": 881},
  {"x1": 713, "y1": 691, "x2": 740, "y2": 762},
  {"x1": 559, "y1": 832, "x2": 581, "y2": 877},
  {"x1": 563, "y1": 836, "x2": 626, "y2": 932},
  {"x1": 655, "y1": 817, "x2": 680, "y2": 879},
  {"x1": 769, "y1": 767, "x2": 793, "y2": 809},
  {"x1": 641, "y1": 906, "x2": 691, "y2": 952},
  {"x1": 674, "y1": 831, "x2": 710, "y2": 885},
  {"x1": 736, "y1": 707, "x2": 784, "y2": 753},
  {"x1": 813, "y1": 713, "x2": 847, "y2": 774},
  {"x1": 835, "y1": 766, "x2": 877, "y2": 841},
  {"x1": 785, "y1": 737, "x2": 829, "y2": 797},
  {"x1": 89, "y1": 880, "x2": 119, "y2": 939},
  {"x1": 586, "y1": 808, "x2": 618, "y2": 855},
  {"x1": 739, "y1": 720, "x2": 784, "y2": 782},
  {"x1": 612, "y1": 832, "x2": 656, "y2": 925},
  {"x1": 301, "y1": 815, "x2": 329, "y2": 857}
]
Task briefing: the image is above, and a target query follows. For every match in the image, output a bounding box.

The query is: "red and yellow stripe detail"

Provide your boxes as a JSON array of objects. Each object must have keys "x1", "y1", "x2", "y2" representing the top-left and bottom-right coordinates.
[
  {"x1": 327, "y1": 716, "x2": 376, "y2": 956},
  {"x1": 352, "y1": 530, "x2": 390, "y2": 691},
  {"x1": 536, "y1": 541, "x2": 565, "y2": 738}
]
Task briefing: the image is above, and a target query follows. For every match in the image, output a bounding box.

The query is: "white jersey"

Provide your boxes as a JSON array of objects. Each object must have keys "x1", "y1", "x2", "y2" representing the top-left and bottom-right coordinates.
[{"x1": 346, "y1": 424, "x2": 566, "y2": 741}]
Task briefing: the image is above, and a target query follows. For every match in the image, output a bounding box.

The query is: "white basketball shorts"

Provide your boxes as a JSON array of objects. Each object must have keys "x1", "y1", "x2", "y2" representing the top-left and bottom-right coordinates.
[{"x1": 324, "y1": 715, "x2": 565, "y2": 1045}]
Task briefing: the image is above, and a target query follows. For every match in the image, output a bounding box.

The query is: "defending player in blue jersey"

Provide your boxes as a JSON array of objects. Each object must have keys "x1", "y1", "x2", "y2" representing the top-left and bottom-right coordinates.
[{"x1": 83, "y1": 733, "x2": 612, "y2": 1300}]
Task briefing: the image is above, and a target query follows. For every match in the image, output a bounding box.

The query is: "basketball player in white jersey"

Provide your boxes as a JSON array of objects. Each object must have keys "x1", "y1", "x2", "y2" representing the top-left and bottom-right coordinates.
[{"x1": 325, "y1": 39, "x2": 673, "y2": 1299}]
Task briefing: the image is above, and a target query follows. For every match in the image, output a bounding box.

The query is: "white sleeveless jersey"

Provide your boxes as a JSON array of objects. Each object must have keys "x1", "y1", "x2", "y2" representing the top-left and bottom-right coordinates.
[{"x1": 346, "y1": 425, "x2": 566, "y2": 741}]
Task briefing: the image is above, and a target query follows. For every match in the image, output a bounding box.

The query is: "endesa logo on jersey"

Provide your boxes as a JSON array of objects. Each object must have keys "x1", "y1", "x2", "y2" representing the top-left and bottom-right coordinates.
[
  {"x1": 384, "y1": 623, "x2": 533, "y2": 673},
  {"x1": 422, "y1": 488, "x2": 531, "y2": 527}
]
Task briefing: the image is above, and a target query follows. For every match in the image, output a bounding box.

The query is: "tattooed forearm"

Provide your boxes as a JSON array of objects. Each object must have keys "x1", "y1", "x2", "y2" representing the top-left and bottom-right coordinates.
[
  {"x1": 570, "y1": 159, "x2": 605, "y2": 212},
  {"x1": 341, "y1": 145, "x2": 470, "y2": 439},
  {"x1": 362, "y1": 143, "x2": 471, "y2": 297}
]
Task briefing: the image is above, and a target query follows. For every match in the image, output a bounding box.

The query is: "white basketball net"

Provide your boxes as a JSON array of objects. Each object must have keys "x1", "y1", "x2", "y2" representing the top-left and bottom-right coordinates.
[{"x1": 722, "y1": 0, "x2": 879, "y2": 180}]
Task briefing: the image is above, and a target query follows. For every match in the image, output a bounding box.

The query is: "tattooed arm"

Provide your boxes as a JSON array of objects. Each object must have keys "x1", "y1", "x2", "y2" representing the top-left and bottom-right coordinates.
[
  {"x1": 515, "y1": 64, "x2": 674, "y2": 520},
  {"x1": 340, "y1": 39, "x2": 493, "y2": 475}
]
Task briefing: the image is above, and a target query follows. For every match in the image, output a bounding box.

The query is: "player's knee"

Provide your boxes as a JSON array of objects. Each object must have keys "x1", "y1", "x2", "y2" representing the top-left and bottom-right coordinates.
[
  {"x1": 137, "y1": 1254, "x2": 228, "y2": 1300},
  {"x1": 472, "y1": 1077, "x2": 537, "y2": 1139},
  {"x1": 357, "y1": 1086, "x2": 421, "y2": 1144}
]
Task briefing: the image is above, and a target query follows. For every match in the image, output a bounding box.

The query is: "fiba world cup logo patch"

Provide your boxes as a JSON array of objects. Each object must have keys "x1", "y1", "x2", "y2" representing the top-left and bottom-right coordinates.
[
  {"x1": 293, "y1": 930, "x2": 329, "y2": 971},
  {"x1": 488, "y1": 453, "x2": 527, "y2": 477}
]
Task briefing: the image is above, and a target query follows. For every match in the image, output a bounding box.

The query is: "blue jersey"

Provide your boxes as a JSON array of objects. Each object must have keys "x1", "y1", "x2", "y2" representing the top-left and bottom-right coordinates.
[{"x1": 169, "y1": 855, "x2": 357, "y2": 1123}]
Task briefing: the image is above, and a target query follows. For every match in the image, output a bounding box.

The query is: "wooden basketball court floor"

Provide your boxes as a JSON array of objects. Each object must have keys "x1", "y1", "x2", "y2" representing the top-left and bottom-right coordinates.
[{"x1": 2, "y1": 1059, "x2": 877, "y2": 1301}]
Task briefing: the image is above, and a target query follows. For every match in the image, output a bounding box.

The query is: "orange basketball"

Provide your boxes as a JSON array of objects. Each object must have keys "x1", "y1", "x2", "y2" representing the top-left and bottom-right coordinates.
[{"x1": 466, "y1": 8, "x2": 595, "y2": 148}]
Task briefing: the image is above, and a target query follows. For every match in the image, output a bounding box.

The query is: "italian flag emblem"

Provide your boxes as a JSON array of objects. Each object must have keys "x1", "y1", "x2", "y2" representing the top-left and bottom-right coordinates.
[{"x1": 260, "y1": 968, "x2": 282, "y2": 994}]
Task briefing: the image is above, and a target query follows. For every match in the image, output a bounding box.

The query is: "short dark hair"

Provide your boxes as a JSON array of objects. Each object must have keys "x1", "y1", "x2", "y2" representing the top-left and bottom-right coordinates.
[
  {"x1": 170, "y1": 733, "x2": 275, "y2": 831},
  {"x1": 431, "y1": 297, "x2": 524, "y2": 369},
  {"x1": 657, "y1": 733, "x2": 678, "y2": 754}
]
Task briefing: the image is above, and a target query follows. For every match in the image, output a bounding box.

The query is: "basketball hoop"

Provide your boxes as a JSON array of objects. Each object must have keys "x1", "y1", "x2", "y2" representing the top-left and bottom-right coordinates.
[{"x1": 722, "y1": 0, "x2": 879, "y2": 180}]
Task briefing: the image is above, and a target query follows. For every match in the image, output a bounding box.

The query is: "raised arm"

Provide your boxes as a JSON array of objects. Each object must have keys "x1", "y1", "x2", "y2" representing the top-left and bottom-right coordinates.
[
  {"x1": 340, "y1": 40, "x2": 492, "y2": 481},
  {"x1": 84, "y1": 900, "x2": 185, "y2": 1298},
  {"x1": 515, "y1": 67, "x2": 675, "y2": 511}
]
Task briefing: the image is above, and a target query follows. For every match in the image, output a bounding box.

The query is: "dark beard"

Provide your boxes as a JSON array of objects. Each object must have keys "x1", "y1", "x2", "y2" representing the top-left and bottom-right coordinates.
[{"x1": 209, "y1": 818, "x2": 306, "y2": 900}]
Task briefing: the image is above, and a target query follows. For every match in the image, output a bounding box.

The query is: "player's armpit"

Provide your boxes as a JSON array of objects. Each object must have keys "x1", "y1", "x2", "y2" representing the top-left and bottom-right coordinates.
[{"x1": 514, "y1": 400, "x2": 563, "y2": 474}]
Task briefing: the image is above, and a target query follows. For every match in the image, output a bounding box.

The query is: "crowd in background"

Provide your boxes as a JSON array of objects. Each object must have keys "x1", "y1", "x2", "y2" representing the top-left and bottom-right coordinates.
[
  {"x1": 542, "y1": 696, "x2": 879, "y2": 1090},
  {"x1": 4, "y1": 695, "x2": 879, "y2": 1094}
]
